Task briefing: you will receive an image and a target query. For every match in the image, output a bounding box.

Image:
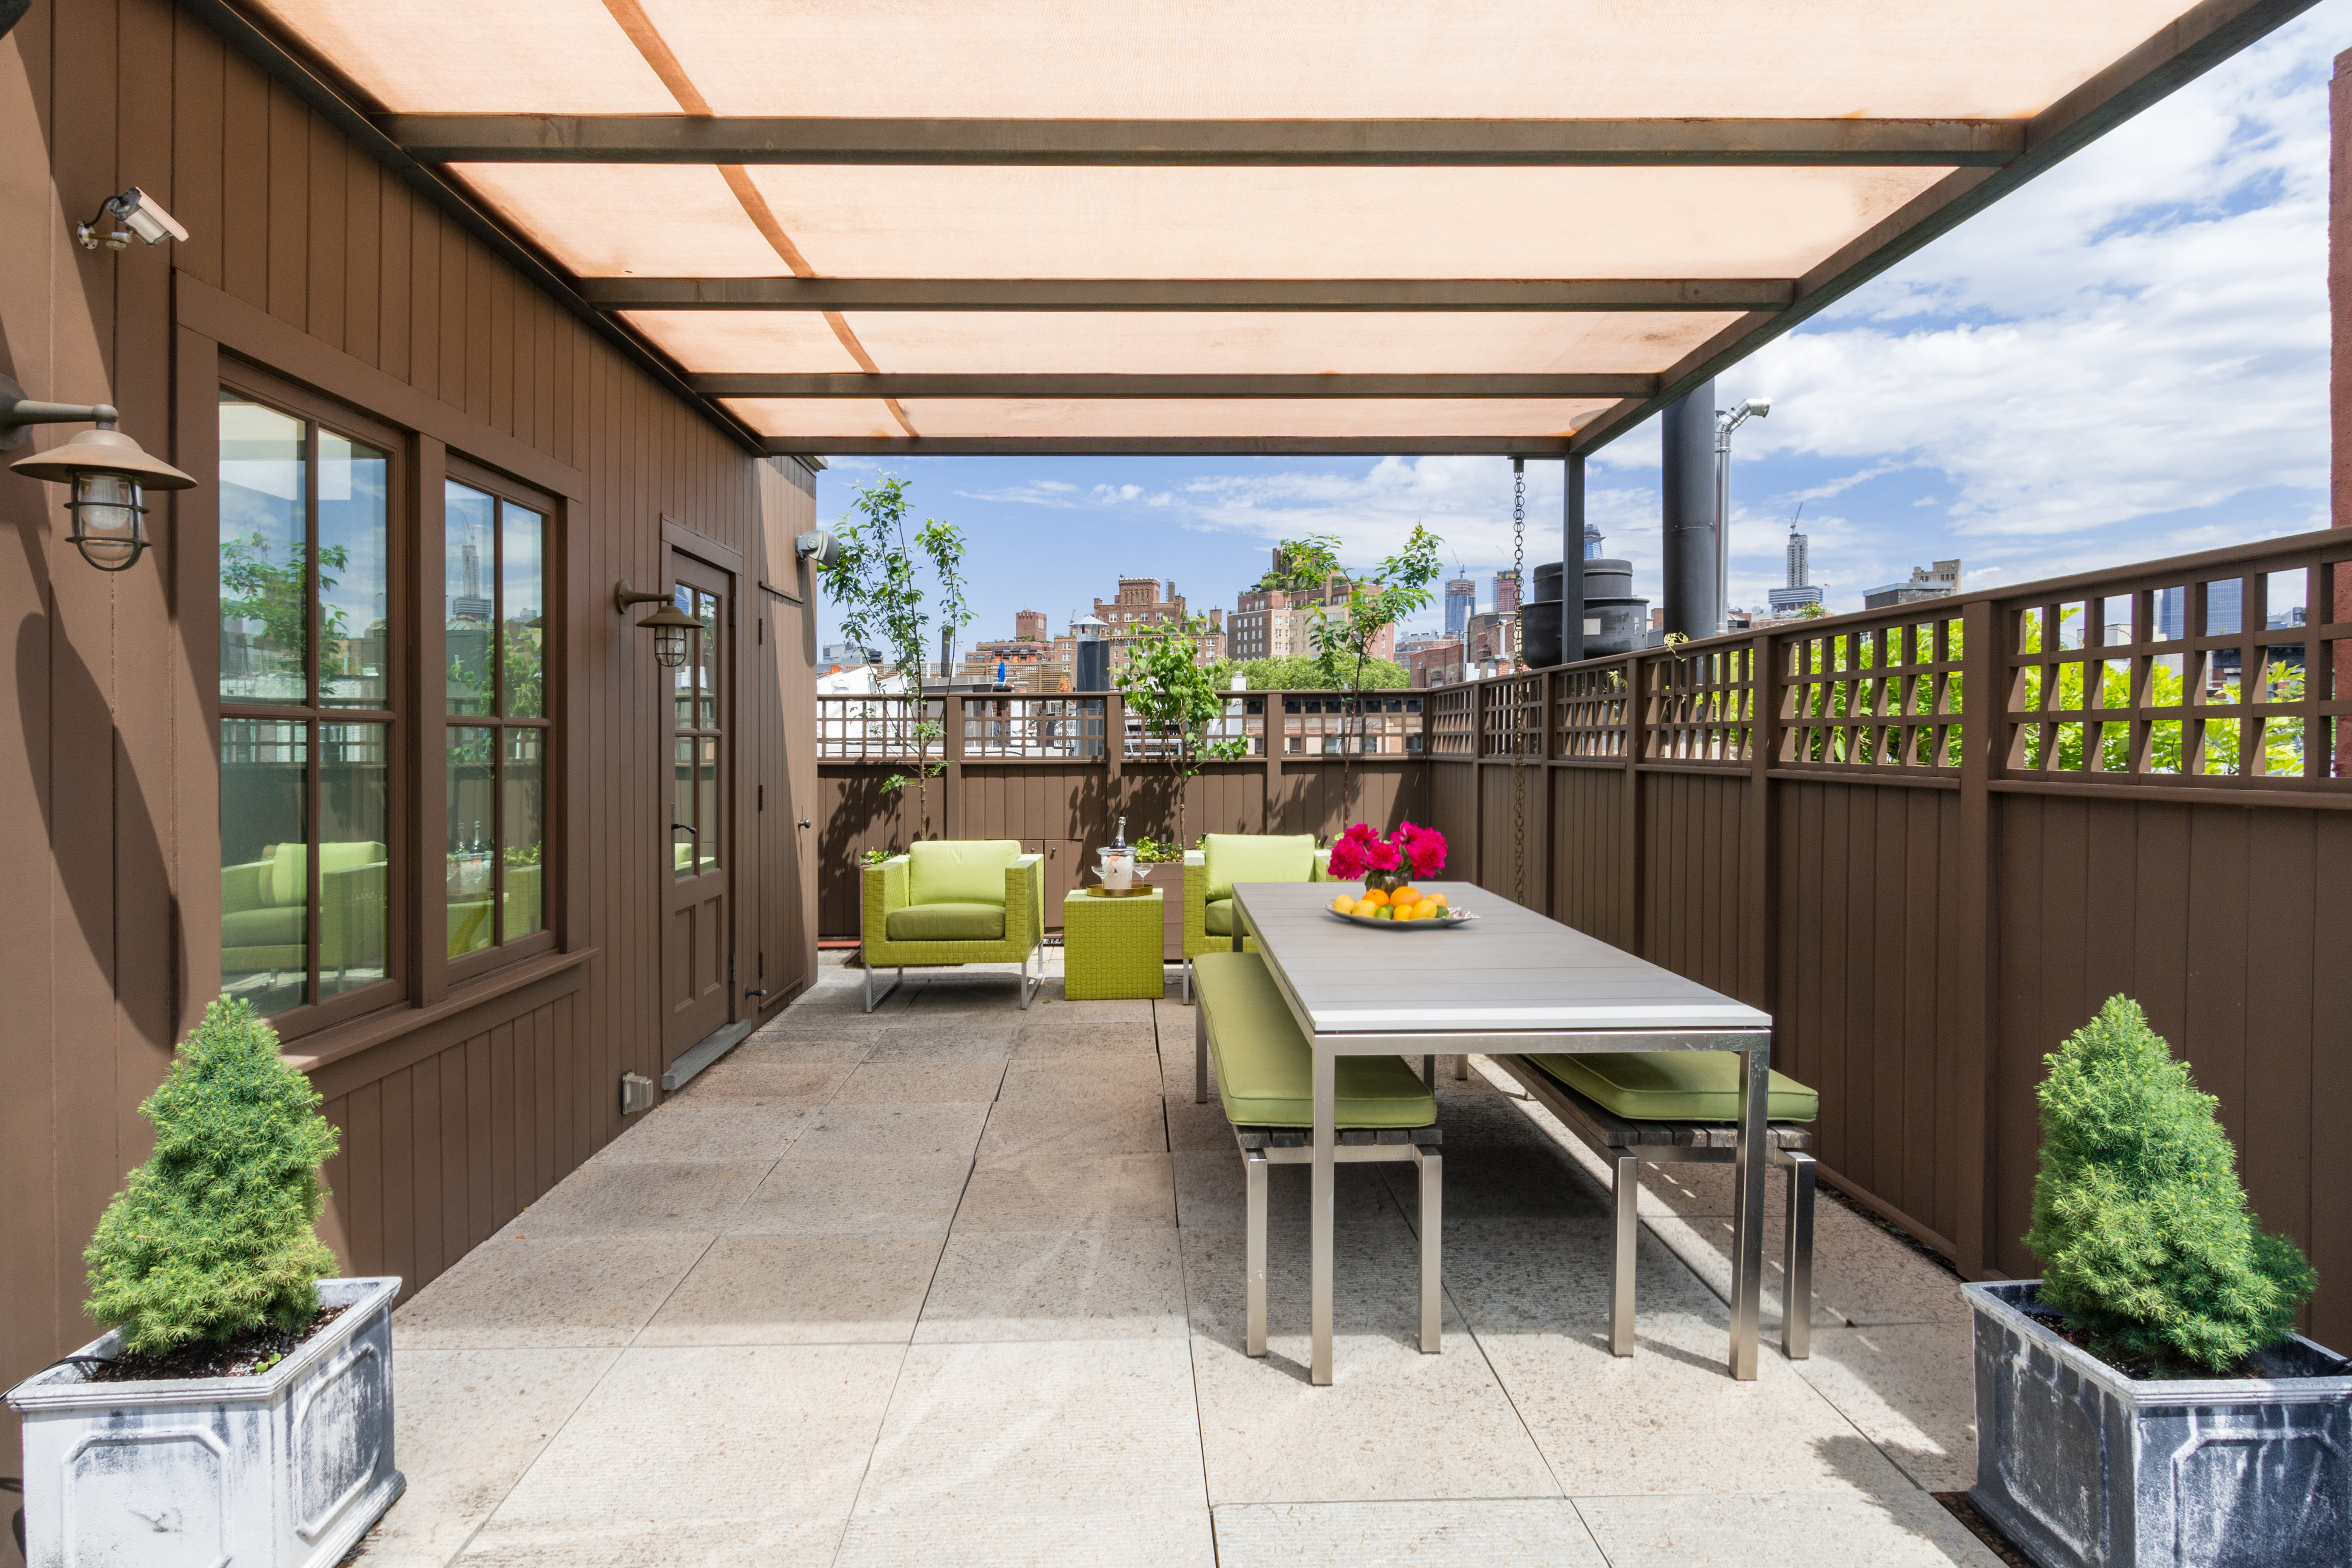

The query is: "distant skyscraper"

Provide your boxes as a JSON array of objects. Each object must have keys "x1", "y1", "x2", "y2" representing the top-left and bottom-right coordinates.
[
  {"x1": 1444, "y1": 577, "x2": 1476, "y2": 640},
  {"x1": 1785, "y1": 526, "x2": 1810, "y2": 591},
  {"x1": 1494, "y1": 568, "x2": 1521, "y2": 615},
  {"x1": 1583, "y1": 522, "x2": 1604, "y2": 560},
  {"x1": 2156, "y1": 581, "x2": 2240, "y2": 641},
  {"x1": 1768, "y1": 522, "x2": 1822, "y2": 615}
]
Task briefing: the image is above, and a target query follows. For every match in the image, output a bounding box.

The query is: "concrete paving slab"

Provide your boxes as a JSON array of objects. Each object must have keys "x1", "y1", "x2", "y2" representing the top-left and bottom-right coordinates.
[
  {"x1": 392, "y1": 1233, "x2": 713, "y2": 1349},
  {"x1": 673, "y1": 1056, "x2": 856, "y2": 1107},
  {"x1": 957, "y1": 1152, "x2": 1176, "y2": 1231},
  {"x1": 1210, "y1": 1500, "x2": 1608, "y2": 1567},
  {"x1": 352, "y1": 1348, "x2": 616, "y2": 1567},
  {"x1": 1011, "y1": 1015, "x2": 1161, "y2": 1059},
  {"x1": 1574, "y1": 1490, "x2": 2005, "y2": 1568},
  {"x1": 588, "y1": 1104, "x2": 806, "y2": 1164},
  {"x1": 1163, "y1": 1092, "x2": 1234, "y2": 1152},
  {"x1": 728, "y1": 1030, "x2": 878, "y2": 1066},
  {"x1": 916, "y1": 1226, "x2": 1188, "y2": 1342},
  {"x1": 861, "y1": 1021, "x2": 1022, "y2": 1063},
  {"x1": 638, "y1": 1233, "x2": 948, "y2": 1346},
  {"x1": 977, "y1": 1089, "x2": 1169, "y2": 1159},
  {"x1": 999, "y1": 1052, "x2": 1164, "y2": 1099},
  {"x1": 1182, "y1": 1222, "x2": 1559, "y2": 1504},
  {"x1": 496, "y1": 1160, "x2": 768, "y2": 1238},
  {"x1": 830, "y1": 1060, "x2": 1009, "y2": 1104},
  {"x1": 1794, "y1": 1322, "x2": 1979, "y2": 1492},
  {"x1": 1173, "y1": 1149, "x2": 1402, "y2": 1232},
  {"x1": 458, "y1": 1344, "x2": 902, "y2": 1565},
  {"x1": 728, "y1": 1156, "x2": 974, "y2": 1235},
  {"x1": 784, "y1": 1099, "x2": 991, "y2": 1161},
  {"x1": 836, "y1": 1337, "x2": 1210, "y2": 1567}
]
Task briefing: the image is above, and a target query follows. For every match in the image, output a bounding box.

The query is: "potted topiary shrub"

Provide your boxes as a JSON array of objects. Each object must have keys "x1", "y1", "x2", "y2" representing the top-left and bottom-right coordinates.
[
  {"x1": 1966, "y1": 995, "x2": 2349, "y2": 1568},
  {"x1": 5, "y1": 999, "x2": 404, "y2": 1568}
]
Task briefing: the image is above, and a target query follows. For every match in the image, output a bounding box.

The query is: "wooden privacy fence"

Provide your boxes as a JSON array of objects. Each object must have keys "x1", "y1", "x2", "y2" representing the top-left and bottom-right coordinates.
[{"x1": 819, "y1": 527, "x2": 2352, "y2": 1346}]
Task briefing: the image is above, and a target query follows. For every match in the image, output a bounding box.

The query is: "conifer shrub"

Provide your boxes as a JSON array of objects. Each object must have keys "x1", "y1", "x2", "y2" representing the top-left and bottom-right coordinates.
[
  {"x1": 84, "y1": 998, "x2": 342, "y2": 1357},
  {"x1": 2025, "y1": 995, "x2": 2316, "y2": 1375}
]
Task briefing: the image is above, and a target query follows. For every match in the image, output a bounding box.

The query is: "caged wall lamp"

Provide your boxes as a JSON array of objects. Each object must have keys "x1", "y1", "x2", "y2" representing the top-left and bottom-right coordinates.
[
  {"x1": 615, "y1": 580, "x2": 699, "y2": 668},
  {"x1": 4, "y1": 374, "x2": 196, "y2": 572}
]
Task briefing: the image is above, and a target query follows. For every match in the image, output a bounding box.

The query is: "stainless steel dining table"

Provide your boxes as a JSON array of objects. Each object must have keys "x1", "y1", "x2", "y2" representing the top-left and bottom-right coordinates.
[{"x1": 1229, "y1": 880, "x2": 1776, "y2": 1385}]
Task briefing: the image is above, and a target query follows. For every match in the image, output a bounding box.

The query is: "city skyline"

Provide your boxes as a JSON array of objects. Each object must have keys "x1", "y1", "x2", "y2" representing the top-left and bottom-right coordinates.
[{"x1": 812, "y1": 6, "x2": 2335, "y2": 662}]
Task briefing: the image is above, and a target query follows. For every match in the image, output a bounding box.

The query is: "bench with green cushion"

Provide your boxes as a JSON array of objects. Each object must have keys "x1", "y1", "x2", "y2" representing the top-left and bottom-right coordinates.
[
  {"x1": 1496, "y1": 1047, "x2": 1818, "y2": 1360},
  {"x1": 1180, "y1": 834, "x2": 1331, "y2": 1002},
  {"x1": 1190, "y1": 949, "x2": 1442, "y2": 1357},
  {"x1": 859, "y1": 839, "x2": 1045, "y2": 1011}
]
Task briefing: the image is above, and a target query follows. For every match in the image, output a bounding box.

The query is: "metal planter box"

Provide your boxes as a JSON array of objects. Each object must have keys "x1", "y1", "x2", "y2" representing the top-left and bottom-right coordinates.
[
  {"x1": 1965, "y1": 1279, "x2": 2352, "y2": 1568},
  {"x1": 6, "y1": 1276, "x2": 405, "y2": 1568}
]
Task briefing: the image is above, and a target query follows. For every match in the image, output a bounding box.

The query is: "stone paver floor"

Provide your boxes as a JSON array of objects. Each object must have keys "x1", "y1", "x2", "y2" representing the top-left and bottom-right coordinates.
[{"x1": 355, "y1": 953, "x2": 1999, "y2": 1567}]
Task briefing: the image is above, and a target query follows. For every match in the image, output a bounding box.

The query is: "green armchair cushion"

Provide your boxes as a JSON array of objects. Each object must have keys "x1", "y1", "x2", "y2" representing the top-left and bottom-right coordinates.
[
  {"x1": 1194, "y1": 952, "x2": 1436, "y2": 1129},
  {"x1": 910, "y1": 839, "x2": 1022, "y2": 906},
  {"x1": 270, "y1": 840, "x2": 385, "y2": 907},
  {"x1": 886, "y1": 902, "x2": 1006, "y2": 941},
  {"x1": 1525, "y1": 1051, "x2": 1817, "y2": 1123},
  {"x1": 1202, "y1": 833, "x2": 1318, "y2": 903},
  {"x1": 222, "y1": 905, "x2": 306, "y2": 948},
  {"x1": 1204, "y1": 898, "x2": 1236, "y2": 937}
]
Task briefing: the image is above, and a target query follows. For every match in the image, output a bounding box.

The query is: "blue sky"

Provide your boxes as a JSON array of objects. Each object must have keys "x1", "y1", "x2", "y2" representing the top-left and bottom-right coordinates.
[{"x1": 816, "y1": 4, "x2": 2342, "y2": 650}]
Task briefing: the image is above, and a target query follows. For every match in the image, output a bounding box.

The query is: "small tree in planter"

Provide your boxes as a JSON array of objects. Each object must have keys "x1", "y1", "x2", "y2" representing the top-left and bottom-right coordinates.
[
  {"x1": 1966, "y1": 995, "x2": 2345, "y2": 1568},
  {"x1": 7, "y1": 1000, "x2": 406, "y2": 1568},
  {"x1": 1117, "y1": 614, "x2": 1246, "y2": 847},
  {"x1": 816, "y1": 475, "x2": 971, "y2": 842}
]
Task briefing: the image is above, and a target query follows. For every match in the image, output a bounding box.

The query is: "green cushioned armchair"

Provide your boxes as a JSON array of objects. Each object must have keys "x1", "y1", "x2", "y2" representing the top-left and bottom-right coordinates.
[
  {"x1": 221, "y1": 840, "x2": 388, "y2": 980},
  {"x1": 1180, "y1": 833, "x2": 1331, "y2": 1004},
  {"x1": 860, "y1": 839, "x2": 1044, "y2": 1011}
]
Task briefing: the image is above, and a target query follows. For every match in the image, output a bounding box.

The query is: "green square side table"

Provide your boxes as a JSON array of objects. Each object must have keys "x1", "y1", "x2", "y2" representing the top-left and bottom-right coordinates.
[{"x1": 1062, "y1": 888, "x2": 1166, "y2": 1000}]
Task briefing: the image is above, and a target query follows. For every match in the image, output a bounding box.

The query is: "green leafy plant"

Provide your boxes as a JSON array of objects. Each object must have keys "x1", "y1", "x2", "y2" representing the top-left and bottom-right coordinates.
[
  {"x1": 859, "y1": 846, "x2": 896, "y2": 868},
  {"x1": 2024, "y1": 995, "x2": 2316, "y2": 1375},
  {"x1": 1262, "y1": 526, "x2": 1444, "y2": 817},
  {"x1": 1117, "y1": 615, "x2": 1248, "y2": 846},
  {"x1": 84, "y1": 999, "x2": 342, "y2": 1357},
  {"x1": 817, "y1": 476, "x2": 971, "y2": 840},
  {"x1": 1131, "y1": 835, "x2": 1190, "y2": 863},
  {"x1": 1234, "y1": 655, "x2": 1411, "y2": 691}
]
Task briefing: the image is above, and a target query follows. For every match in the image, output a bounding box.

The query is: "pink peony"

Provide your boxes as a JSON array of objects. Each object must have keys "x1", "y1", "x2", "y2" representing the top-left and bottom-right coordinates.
[
  {"x1": 1365, "y1": 838, "x2": 1403, "y2": 872},
  {"x1": 1393, "y1": 821, "x2": 1447, "y2": 877},
  {"x1": 1343, "y1": 821, "x2": 1380, "y2": 846},
  {"x1": 1326, "y1": 835, "x2": 1369, "y2": 879}
]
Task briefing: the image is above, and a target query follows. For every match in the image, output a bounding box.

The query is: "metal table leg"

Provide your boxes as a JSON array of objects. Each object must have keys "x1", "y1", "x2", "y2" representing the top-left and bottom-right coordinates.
[
  {"x1": 1310, "y1": 1037, "x2": 1336, "y2": 1386},
  {"x1": 1727, "y1": 1041, "x2": 1768, "y2": 1380}
]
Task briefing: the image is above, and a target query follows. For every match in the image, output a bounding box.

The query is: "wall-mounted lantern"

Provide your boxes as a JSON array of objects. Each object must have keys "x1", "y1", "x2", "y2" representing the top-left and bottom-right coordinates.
[
  {"x1": 615, "y1": 579, "x2": 698, "y2": 668},
  {"x1": 3, "y1": 374, "x2": 196, "y2": 572}
]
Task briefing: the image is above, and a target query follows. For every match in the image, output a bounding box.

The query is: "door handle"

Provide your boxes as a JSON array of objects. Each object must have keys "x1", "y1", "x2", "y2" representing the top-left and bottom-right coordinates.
[{"x1": 671, "y1": 821, "x2": 695, "y2": 833}]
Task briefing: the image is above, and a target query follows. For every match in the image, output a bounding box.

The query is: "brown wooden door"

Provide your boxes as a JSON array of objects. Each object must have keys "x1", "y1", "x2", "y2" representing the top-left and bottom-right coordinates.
[{"x1": 664, "y1": 555, "x2": 733, "y2": 1062}]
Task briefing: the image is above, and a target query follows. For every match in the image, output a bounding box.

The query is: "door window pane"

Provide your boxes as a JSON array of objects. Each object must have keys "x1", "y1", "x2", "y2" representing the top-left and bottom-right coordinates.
[
  {"x1": 447, "y1": 727, "x2": 496, "y2": 956},
  {"x1": 502, "y1": 729, "x2": 545, "y2": 939},
  {"x1": 697, "y1": 737, "x2": 719, "y2": 873},
  {"x1": 446, "y1": 481, "x2": 496, "y2": 716},
  {"x1": 502, "y1": 505, "x2": 545, "y2": 718},
  {"x1": 672, "y1": 586, "x2": 696, "y2": 729},
  {"x1": 318, "y1": 723, "x2": 389, "y2": 998},
  {"x1": 218, "y1": 395, "x2": 306, "y2": 704},
  {"x1": 220, "y1": 717, "x2": 308, "y2": 1016},
  {"x1": 673, "y1": 735, "x2": 696, "y2": 878},
  {"x1": 318, "y1": 432, "x2": 391, "y2": 709},
  {"x1": 696, "y1": 590, "x2": 719, "y2": 726}
]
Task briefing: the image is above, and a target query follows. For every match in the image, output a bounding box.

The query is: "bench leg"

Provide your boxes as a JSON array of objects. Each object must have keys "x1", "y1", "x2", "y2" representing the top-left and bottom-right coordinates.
[
  {"x1": 1454, "y1": 1054, "x2": 1468, "y2": 1081},
  {"x1": 1415, "y1": 1145, "x2": 1442, "y2": 1354},
  {"x1": 1782, "y1": 1152, "x2": 1815, "y2": 1361},
  {"x1": 1422, "y1": 1054, "x2": 1436, "y2": 1091},
  {"x1": 1610, "y1": 1151, "x2": 1640, "y2": 1357},
  {"x1": 1245, "y1": 1147, "x2": 1269, "y2": 1357},
  {"x1": 1183, "y1": 956, "x2": 1192, "y2": 1005},
  {"x1": 1194, "y1": 1002, "x2": 1209, "y2": 1105}
]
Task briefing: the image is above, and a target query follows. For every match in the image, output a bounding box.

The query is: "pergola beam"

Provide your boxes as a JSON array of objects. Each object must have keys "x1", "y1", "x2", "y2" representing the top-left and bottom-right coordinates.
[
  {"x1": 760, "y1": 437, "x2": 1579, "y2": 456},
  {"x1": 693, "y1": 373, "x2": 1654, "y2": 399},
  {"x1": 583, "y1": 277, "x2": 1794, "y2": 312},
  {"x1": 386, "y1": 115, "x2": 2024, "y2": 167}
]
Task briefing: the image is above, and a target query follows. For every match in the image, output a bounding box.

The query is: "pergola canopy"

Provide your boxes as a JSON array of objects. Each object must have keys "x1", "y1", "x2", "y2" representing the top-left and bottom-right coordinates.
[{"x1": 239, "y1": 0, "x2": 2310, "y2": 455}]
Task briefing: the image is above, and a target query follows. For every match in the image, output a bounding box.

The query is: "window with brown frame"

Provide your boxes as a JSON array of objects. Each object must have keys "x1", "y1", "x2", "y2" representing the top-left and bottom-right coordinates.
[
  {"x1": 442, "y1": 464, "x2": 554, "y2": 973},
  {"x1": 217, "y1": 381, "x2": 403, "y2": 1026}
]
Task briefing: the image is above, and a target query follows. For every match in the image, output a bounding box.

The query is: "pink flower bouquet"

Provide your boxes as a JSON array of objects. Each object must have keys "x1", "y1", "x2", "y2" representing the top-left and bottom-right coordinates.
[{"x1": 1325, "y1": 820, "x2": 1447, "y2": 885}]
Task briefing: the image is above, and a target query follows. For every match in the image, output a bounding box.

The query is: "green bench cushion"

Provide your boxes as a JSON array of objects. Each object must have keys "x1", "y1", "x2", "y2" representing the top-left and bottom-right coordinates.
[
  {"x1": 1526, "y1": 1051, "x2": 1817, "y2": 1123},
  {"x1": 1204, "y1": 897, "x2": 1235, "y2": 937},
  {"x1": 1193, "y1": 951, "x2": 1436, "y2": 1130},
  {"x1": 909, "y1": 839, "x2": 1022, "y2": 906},
  {"x1": 1203, "y1": 833, "x2": 1317, "y2": 903},
  {"x1": 886, "y1": 902, "x2": 1007, "y2": 942}
]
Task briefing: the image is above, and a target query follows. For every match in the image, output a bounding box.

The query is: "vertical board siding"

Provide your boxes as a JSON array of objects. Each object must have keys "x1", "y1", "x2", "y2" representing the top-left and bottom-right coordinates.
[{"x1": 0, "y1": 1, "x2": 819, "y2": 1514}]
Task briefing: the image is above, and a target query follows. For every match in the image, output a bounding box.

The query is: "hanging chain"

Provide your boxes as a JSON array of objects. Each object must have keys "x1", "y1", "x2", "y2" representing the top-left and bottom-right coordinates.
[{"x1": 1510, "y1": 461, "x2": 1528, "y2": 907}]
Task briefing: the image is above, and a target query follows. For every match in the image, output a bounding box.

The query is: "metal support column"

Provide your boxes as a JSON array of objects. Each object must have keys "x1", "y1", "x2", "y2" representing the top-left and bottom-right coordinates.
[
  {"x1": 1562, "y1": 453, "x2": 1587, "y2": 665},
  {"x1": 1660, "y1": 380, "x2": 1717, "y2": 640}
]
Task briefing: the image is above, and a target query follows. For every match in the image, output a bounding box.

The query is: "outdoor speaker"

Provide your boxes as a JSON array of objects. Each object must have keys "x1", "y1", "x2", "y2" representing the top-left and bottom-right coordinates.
[{"x1": 796, "y1": 528, "x2": 840, "y2": 568}]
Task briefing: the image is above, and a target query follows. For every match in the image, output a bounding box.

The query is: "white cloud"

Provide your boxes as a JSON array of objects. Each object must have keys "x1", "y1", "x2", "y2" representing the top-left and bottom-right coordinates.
[{"x1": 955, "y1": 481, "x2": 1081, "y2": 508}]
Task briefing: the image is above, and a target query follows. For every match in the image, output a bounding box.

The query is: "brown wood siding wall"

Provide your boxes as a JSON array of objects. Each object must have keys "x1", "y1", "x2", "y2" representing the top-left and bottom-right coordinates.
[{"x1": 0, "y1": 2, "x2": 816, "y2": 1510}]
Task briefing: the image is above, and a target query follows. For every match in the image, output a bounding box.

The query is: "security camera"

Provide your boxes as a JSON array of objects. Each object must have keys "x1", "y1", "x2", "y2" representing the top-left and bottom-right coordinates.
[
  {"x1": 1745, "y1": 396, "x2": 1772, "y2": 418},
  {"x1": 795, "y1": 528, "x2": 840, "y2": 568},
  {"x1": 77, "y1": 187, "x2": 189, "y2": 251}
]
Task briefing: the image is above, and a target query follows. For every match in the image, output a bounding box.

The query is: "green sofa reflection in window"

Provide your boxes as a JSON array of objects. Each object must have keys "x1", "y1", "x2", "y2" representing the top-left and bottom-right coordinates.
[
  {"x1": 446, "y1": 862, "x2": 544, "y2": 958},
  {"x1": 222, "y1": 841, "x2": 387, "y2": 977}
]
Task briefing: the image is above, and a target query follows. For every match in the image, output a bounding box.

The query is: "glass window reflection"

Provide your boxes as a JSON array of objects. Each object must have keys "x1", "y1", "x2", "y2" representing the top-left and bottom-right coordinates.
[
  {"x1": 502, "y1": 506, "x2": 544, "y2": 718},
  {"x1": 217, "y1": 394, "x2": 306, "y2": 705},
  {"x1": 318, "y1": 432, "x2": 390, "y2": 709},
  {"x1": 318, "y1": 723, "x2": 389, "y2": 998},
  {"x1": 219, "y1": 717, "x2": 309, "y2": 1017},
  {"x1": 446, "y1": 481, "x2": 497, "y2": 716},
  {"x1": 447, "y1": 727, "x2": 496, "y2": 957}
]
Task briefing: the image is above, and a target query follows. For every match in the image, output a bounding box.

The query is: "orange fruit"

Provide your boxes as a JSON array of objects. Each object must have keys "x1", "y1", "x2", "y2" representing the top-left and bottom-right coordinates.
[
  {"x1": 1359, "y1": 888, "x2": 1390, "y2": 908},
  {"x1": 1426, "y1": 893, "x2": 1448, "y2": 909},
  {"x1": 1393, "y1": 887, "x2": 1421, "y2": 905}
]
